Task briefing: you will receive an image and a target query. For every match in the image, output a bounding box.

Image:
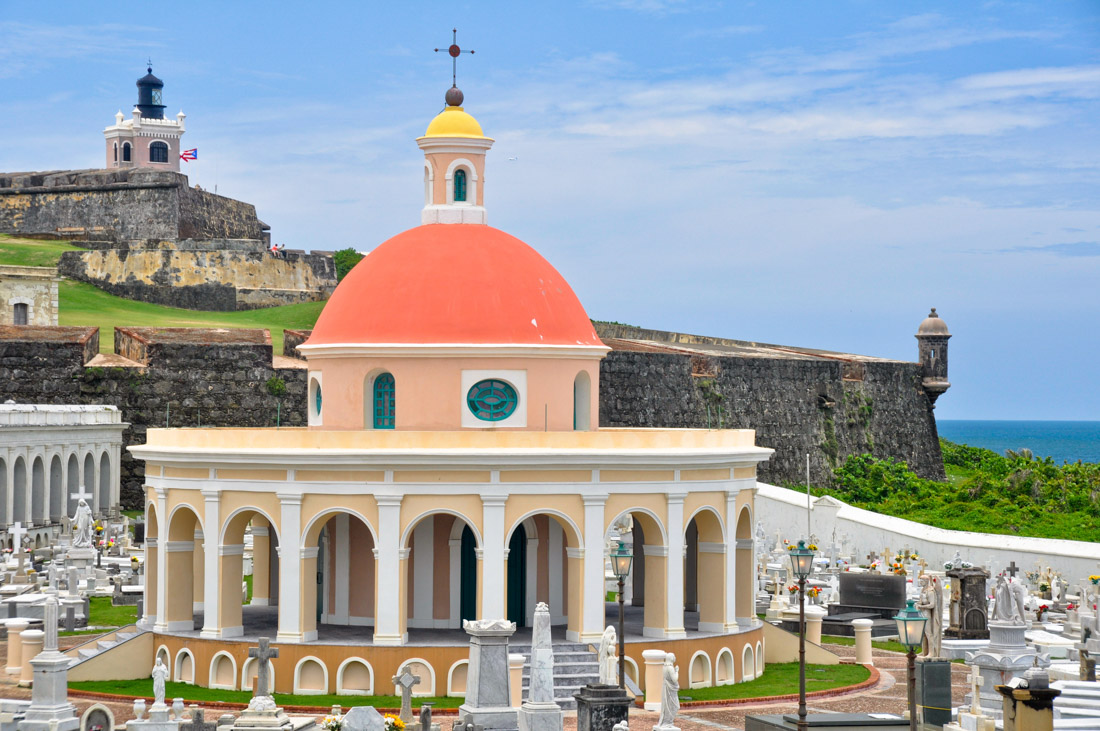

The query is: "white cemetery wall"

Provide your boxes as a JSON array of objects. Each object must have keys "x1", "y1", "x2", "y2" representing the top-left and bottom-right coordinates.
[{"x1": 755, "y1": 482, "x2": 1100, "y2": 580}]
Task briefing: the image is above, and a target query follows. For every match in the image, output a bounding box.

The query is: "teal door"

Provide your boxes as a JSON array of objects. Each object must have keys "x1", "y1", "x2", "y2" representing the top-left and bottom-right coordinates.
[
  {"x1": 460, "y1": 526, "x2": 477, "y2": 623},
  {"x1": 507, "y1": 524, "x2": 527, "y2": 627}
]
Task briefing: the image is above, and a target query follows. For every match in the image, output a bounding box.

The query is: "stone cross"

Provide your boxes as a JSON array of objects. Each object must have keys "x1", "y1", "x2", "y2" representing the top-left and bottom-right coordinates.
[
  {"x1": 1005, "y1": 561, "x2": 1020, "y2": 578},
  {"x1": 918, "y1": 558, "x2": 928, "y2": 575},
  {"x1": 9, "y1": 522, "x2": 27, "y2": 557},
  {"x1": 866, "y1": 551, "x2": 879, "y2": 566},
  {"x1": 247, "y1": 637, "x2": 278, "y2": 697},
  {"x1": 966, "y1": 668, "x2": 983, "y2": 716},
  {"x1": 68, "y1": 567, "x2": 80, "y2": 596},
  {"x1": 184, "y1": 707, "x2": 217, "y2": 731},
  {"x1": 392, "y1": 665, "x2": 421, "y2": 724}
]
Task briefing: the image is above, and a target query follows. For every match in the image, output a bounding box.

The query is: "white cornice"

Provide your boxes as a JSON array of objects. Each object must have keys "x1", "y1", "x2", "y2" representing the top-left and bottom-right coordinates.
[
  {"x1": 416, "y1": 137, "x2": 495, "y2": 153},
  {"x1": 296, "y1": 343, "x2": 610, "y2": 359}
]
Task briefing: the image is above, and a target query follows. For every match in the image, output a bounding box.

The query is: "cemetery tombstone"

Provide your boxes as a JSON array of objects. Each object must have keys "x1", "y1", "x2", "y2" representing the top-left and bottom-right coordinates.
[
  {"x1": 392, "y1": 666, "x2": 421, "y2": 725},
  {"x1": 80, "y1": 704, "x2": 115, "y2": 731},
  {"x1": 945, "y1": 566, "x2": 990, "y2": 639}
]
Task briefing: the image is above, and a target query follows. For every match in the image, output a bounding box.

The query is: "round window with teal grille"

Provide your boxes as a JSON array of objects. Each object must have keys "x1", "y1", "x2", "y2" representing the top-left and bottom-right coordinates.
[{"x1": 467, "y1": 379, "x2": 518, "y2": 422}]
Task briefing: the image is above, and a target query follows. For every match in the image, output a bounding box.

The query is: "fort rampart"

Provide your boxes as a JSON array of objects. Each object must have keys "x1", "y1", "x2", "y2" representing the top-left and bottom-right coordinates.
[{"x1": 0, "y1": 323, "x2": 943, "y2": 508}]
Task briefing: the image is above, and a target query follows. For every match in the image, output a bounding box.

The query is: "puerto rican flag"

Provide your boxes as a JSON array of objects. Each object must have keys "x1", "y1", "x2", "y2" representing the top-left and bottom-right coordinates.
[{"x1": 179, "y1": 148, "x2": 198, "y2": 161}]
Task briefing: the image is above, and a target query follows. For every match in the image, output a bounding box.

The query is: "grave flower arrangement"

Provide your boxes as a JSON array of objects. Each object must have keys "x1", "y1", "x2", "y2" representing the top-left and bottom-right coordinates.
[
  {"x1": 1089, "y1": 575, "x2": 1100, "y2": 585},
  {"x1": 1036, "y1": 604, "x2": 1049, "y2": 621},
  {"x1": 383, "y1": 715, "x2": 405, "y2": 731},
  {"x1": 943, "y1": 558, "x2": 973, "y2": 570},
  {"x1": 891, "y1": 560, "x2": 906, "y2": 576},
  {"x1": 806, "y1": 586, "x2": 820, "y2": 598},
  {"x1": 321, "y1": 715, "x2": 343, "y2": 731}
]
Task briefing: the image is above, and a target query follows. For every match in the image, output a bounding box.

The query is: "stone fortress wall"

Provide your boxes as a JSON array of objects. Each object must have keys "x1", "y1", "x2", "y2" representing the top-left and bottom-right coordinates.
[
  {"x1": 0, "y1": 321, "x2": 943, "y2": 508},
  {"x1": 593, "y1": 323, "x2": 945, "y2": 486},
  {"x1": 0, "y1": 168, "x2": 337, "y2": 310}
]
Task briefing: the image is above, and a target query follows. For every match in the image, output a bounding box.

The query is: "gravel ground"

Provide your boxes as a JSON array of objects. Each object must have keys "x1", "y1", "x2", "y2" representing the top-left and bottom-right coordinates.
[{"x1": 0, "y1": 641, "x2": 973, "y2": 731}]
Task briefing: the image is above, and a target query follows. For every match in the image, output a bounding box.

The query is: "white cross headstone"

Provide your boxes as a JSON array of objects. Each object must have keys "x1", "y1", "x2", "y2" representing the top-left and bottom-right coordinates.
[
  {"x1": 70, "y1": 486, "x2": 93, "y2": 509},
  {"x1": 967, "y1": 668, "x2": 983, "y2": 716},
  {"x1": 9, "y1": 522, "x2": 27, "y2": 553},
  {"x1": 393, "y1": 665, "x2": 421, "y2": 724}
]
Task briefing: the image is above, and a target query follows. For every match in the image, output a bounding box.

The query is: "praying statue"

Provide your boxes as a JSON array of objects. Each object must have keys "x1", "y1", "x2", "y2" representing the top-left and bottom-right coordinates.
[
  {"x1": 598, "y1": 625, "x2": 618, "y2": 685},
  {"x1": 656, "y1": 653, "x2": 680, "y2": 730},
  {"x1": 917, "y1": 575, "x2": 944, "y2": 658},
  {"x1": 151, "y1": 657, "x2": 169, "y2": 708},
  {"x1": 992, "y1": 574, "x2": 1023, "y2": 623},
  {"x1": 72, "y1": 497, "x2": 93, "y2": 549}
]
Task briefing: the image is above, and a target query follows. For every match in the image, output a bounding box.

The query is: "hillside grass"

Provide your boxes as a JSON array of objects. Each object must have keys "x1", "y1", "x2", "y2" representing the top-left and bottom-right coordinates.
[
  {"x1": 58, "y1": 279, "x2": 325, "y2": 354},
  {"x1": 823, "y1": 440, "x2": 1100, "y2": 542},
  {"x1": 0, "y1": 235, "x2": 325, "y2": 354},
  {"x1": 0, "y1": 235, "x2": 82, "y2": 266}
]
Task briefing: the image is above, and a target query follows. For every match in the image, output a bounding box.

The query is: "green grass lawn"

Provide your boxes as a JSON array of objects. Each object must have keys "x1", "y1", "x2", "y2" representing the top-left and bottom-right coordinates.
[
  {"x1": 0, "y1": 235, "x2": 82, "y2": 267},
  {"x1": 59, "y1": 597, "x2": 137, "y2": 637},
  {"x1": 58, "y1": 279, "x2": 325, "y2": 354},
  {"x1": 678, "y1": 662, "x2": 869, "y2": 701},
  {"x1": 67, "y1": 679, "x2": 463, "y2": 709},
  {"x1": 819, "y1": 635, "x2": 909, "y2": 654}
]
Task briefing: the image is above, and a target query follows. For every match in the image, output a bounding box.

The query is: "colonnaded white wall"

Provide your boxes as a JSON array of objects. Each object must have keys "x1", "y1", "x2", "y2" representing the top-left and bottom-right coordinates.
[{"x1": 755, "y1": 482, "x2": 1100, "y2": 585}]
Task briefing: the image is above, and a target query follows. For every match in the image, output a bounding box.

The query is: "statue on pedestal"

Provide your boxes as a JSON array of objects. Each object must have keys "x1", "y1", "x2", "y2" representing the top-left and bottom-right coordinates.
[
  {"x1": 598, "y1": 625, "x2": 618, "y2": 685},
  {"x1": 72, "y1": 498, "x2": 94, "y2": 549}
]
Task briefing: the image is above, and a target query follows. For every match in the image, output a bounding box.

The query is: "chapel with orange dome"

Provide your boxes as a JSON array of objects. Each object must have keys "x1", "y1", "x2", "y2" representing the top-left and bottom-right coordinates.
[{"x1": 127, "y1": 82, "x2": 774, "y2": 700}]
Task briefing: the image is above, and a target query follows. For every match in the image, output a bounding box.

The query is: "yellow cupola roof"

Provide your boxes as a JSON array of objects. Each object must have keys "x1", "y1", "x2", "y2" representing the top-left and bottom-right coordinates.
[{"x1": 422, "y1": 105, "x2": 486, "y2": 139}]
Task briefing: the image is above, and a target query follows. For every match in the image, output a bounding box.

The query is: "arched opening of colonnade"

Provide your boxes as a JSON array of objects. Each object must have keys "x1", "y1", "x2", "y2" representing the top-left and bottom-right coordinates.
[
  {"x1": 159, "y1": 504, "x2": 204, "y2": 631},
  {"x1": 683, "y1": 507, "x2": 726, "y2": 632},
  {"x1": 504, "y1": 513, "x2": 582, "y2": 634},
  {"x1": 298, "y1": 510, "x2": 376, "y2": 641},
  {"x1": 49, "y1": 455, "x2": 63, "y2": 523},
  {"x1": 605, "y1": 509, "x2": 670, "y2": 639},
  {"x1": 402, "y1": 512, "x2": 480, "y2": 635},
  {"x1": 218, "y1": 509, "x2": 280, "y2": 638},
  {"x1": 31, "y1": 457, "x2": 45, "y2": 525}
]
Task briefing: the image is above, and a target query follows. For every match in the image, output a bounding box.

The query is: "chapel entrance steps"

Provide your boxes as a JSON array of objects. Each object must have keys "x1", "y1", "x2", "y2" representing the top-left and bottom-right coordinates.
[
  {"x1": 512, "y1": 640, "x2": 600, "y2": 710},
  {"x1": 63, "y1": 624, "x2": 146, "y2": 668}
]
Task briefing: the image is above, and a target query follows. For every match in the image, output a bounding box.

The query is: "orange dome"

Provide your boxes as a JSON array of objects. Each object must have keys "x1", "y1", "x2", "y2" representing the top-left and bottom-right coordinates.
[{"x1": 305, "y1": 224, "x2": 604, "y2": 348}]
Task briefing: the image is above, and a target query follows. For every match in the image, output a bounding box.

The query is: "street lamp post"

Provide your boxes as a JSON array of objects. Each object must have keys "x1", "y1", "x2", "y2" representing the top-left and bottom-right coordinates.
[
  {"x1": 610, "y1": 541, "x2": 634, "y2": 689},
  {"x1": 894, "y1": 598, "x2": 928, "y2": 731},
  {"x1": 788, "y1": 539, "x2": 815, "y2": 731}
]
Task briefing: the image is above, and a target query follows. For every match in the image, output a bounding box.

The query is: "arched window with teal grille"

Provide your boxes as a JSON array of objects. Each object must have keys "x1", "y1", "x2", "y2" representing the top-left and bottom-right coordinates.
[
  {"x1": 453, "y1": 169, "x2": 467, "y2": 202},
  {"x1": 373, "y1": 372, "x2": 395, "y2": 429}
]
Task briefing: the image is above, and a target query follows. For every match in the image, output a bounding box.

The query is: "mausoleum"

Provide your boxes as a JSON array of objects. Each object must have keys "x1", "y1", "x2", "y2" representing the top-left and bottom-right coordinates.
[{"x1": 127, "y1": 83, "x2": 773, "y2": 698}]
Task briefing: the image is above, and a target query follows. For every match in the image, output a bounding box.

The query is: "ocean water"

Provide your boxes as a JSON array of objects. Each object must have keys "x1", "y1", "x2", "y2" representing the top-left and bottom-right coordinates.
[{"x1": 937, "y1": 420, "x2": 1100, "y2": 465}]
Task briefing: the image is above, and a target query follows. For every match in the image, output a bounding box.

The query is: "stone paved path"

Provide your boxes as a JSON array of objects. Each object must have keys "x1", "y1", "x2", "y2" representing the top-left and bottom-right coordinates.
[{"x1": 0, "y1": 640, "x2": 973, "y2": 731}]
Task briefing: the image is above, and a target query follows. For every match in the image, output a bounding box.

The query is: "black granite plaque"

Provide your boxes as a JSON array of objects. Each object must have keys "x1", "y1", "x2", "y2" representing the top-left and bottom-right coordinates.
[
  {"x1": 916, "y1": 657, "x2": 952, "y2": 728},
  {"x1": 838, "y1": 573, "x2": 906, "y2": 610}
]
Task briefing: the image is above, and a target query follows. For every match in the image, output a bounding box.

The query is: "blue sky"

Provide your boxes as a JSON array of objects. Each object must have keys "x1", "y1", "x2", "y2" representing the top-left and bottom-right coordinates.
[{"x1": 1, "y1": 1, "x2": 1098, "y2": 420}]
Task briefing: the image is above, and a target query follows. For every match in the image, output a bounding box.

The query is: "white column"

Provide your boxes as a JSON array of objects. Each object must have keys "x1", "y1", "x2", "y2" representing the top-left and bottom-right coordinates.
[
  {"x1": 411, "y1": 517, "x2": 434, "y2": 626},
  {"x1": 153, "y1": 491, "x2": 169, "y2": 632},
  {"x1": 664, "y1": 492, "x2": 687, "y2": 639},
  {"x1": 548, "y1": 520, "x2": 564, "y2": 625},
  {"x1": 373, "y1": 495, "x2": 404, "y2": 645},
  {"x1": 525, "y1": 534, "x2": 538, "y2": 625},
  {"x1": 200, "y1": 490, "x2": 221, "y2": 638},
  {"x1": 480, "y1": 494, "x2": 508, "y2": 620},
  {"x1": 333, "y1": 513, "x2": 350, "y2": 624},
  {"x1": 725, "y1": 490, "x2": 740, "y2": 629},
  {"x1": 448, "y1": 537, "x2": 461, "y2": 628},
  {"x1": 581, "y1": 494, "x2": 607, "y2": 643},
  {"x1": 275, "y1": 492, "x2": 302, "y2": 643}
]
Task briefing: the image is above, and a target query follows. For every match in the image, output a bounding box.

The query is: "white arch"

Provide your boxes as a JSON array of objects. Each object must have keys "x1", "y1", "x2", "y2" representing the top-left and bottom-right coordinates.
[
  {"x1": 395, "y1": 657, "x2": 436, "y2": 696},
  {"x1": 741, "y1": 644, "x2": 755, "y2": 681},
  {"x1": 300, "y1": 506, "x2": 377, "y2": 549},
  {"x1": 605, "y1": 506, "x2": 669, "y2": 545},
  {"x1": 174, "y1": 648, "x2": 196, "y2": 685},
  {"x1": 622, "y1": 656, "x2": 639, "y2": 687},
  {"x1": 401, "y1": 510, "x2": 482, "y2": 550},
  {"x1": 686, "y1": 505, "x2": 726, "y2": 539},
  {"x1": 715, "y1": 647, "x2": 735, "y2": 686},
  {"x1": 146, "y1": 138, "x2": 171, "y2": 150},
  {"x1": 336, "y1": 657, "x2": 374, "y2": 696},
  {"x1": 293, "y1": 655, "x2": 330, "y2": 695},
  {"x1": 241, "y1": 657, "x2": 276, "y2": 692},
  {"x1": 423, "y1": 161, "x2": 434, "y2": 206},
  {"x1": 155, "y1": 644, "x2": 171, "y2": 680},
  {"x1": 444, "y1": 158, "x2": 479, "y2": 205},
  {"x1": 446, "y1": 659, "x2": 469, "y2": 697},
  {"x1": 689, "y1": 650, "x2": 712, "y2": 689},
  {"x1": 219, "y1": 506, "x2": 280, "y2": 546},
  {"x1": 505, "y1": 509, "x2": 583, "y2": 548},
  {"x1": 736, "y1": 504, "x2": 753, "y2": 535},
  {"x1": 166, "y1": 501, "x2": 204, "y2": 537},
  {"x1": 209, "y1": 651, "x2": 237, "y2": 690},
  {"x1": 755, "y1": 641, "x2": 764, "y2": 677}
]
